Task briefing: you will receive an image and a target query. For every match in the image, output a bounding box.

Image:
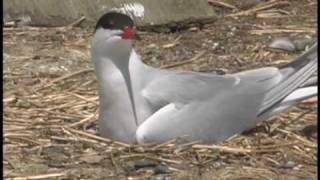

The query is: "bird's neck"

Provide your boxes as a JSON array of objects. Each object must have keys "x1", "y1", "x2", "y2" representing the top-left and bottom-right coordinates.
[
  {"x1": 92, "y1": 40, "x2": 139, "y2": 125},
  {"x1": 92, "y1": 40, "x2": 132, "y2": 90},
  {"x1": 92, "y1": 53, "x2": 138, "y2": 142},
  {"x1": 92, "y1": 56, "x2": 127, "y2": 104}
]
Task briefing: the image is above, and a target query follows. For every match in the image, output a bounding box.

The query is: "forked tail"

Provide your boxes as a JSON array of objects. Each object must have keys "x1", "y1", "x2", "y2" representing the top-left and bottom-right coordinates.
[{"x1": 258, "y1": 43, "x2": 318, "y2": 119}]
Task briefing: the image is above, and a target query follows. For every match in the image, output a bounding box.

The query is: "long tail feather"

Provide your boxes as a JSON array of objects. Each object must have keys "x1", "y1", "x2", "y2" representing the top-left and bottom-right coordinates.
[
  {"x1": 258, "y1": 86, "x2": 317, "y2": 120},
  {"x1": 258, "y1": 43, "x2": 318, "y2": 115}
]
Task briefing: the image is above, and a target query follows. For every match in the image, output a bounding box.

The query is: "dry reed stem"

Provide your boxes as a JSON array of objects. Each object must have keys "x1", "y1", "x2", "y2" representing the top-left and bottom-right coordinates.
[
  {"x1": 68, "y1": 16, "x2": 86, "y2": 27},
  {"x1": 66, "y1": 92, "x2": 99, "y2": 105},
  {"x1": 64, "y1": 127, "x2": 131, "y2": 147},
  {"x1": 145, "y1": 155, "x2": 182, "y2": 164},
  {"x1": 68, "y1": 112, "x2": 97, "y2": 128},
  {"x1": 227, "y1": 0, "x2": 290, "y2": 17},
  {"x1": 162, "y1": 35, "x2": 182, "y2": 49},
  {"x1": 192, "y1": 144, "x2": 277, "y2": 154},
  {"x1": 249, "y1": 28, "x2": 316, "y2": 35},
  {"x1": 8, "y1": 173, "x2": 66, "y2": 180},
  {"x1": 208, "y1": 0, "x2": 238, "y2": 10},
  {"x1": 38, "y1": 68, "x2": 94, "y2": 90}
]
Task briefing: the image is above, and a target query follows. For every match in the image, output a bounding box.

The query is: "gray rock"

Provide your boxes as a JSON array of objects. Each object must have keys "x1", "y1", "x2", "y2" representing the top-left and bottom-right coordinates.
[
  {"x1": 154, "y1": 164, "x2": 170, "y2": 174},
  {"x1": 293, "y1": 36, "x2": 315, "y2": 51},
  {"x1": 42, "y1": 146, "x2": 65, "y2": 154},
  {"x1": 152, "y1": 175, "x2": 171, "y2": 180},
  {"x1": 283, "y1": 161, "x2": 296, "y2": 168},
  {"x1": 269, "y1": 37, "x2": 296, "y2": 52},
  {"x1": 134, "y1": 159, "x2": 158, "y2": 170}
]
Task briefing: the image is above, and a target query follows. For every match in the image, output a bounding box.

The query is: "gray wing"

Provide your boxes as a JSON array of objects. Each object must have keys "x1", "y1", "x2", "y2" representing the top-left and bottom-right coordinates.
[
  {"x1": 137, "y1": 67, "x2": 282, "y2": 144},
  {"x1": 142, "y1": 71, "x2": 236, "y2": 106},
  {"x1": 142, "y1": 67, "x2": 282, "y2": 107}
]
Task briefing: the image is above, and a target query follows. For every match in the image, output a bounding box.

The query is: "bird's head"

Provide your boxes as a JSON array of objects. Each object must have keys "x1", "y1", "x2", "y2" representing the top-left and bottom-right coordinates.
[
  {"x1": 93, "y1": 12, "x2": 137, "y2": 45},
  {"x1": 92, "y1": 12, "x2": 138, "y2": 64}
]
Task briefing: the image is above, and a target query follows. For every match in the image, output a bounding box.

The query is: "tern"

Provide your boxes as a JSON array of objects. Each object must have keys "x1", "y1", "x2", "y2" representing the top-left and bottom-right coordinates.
[{"x1": 91, "y1": 12, "x2": 318, "y2": 144}]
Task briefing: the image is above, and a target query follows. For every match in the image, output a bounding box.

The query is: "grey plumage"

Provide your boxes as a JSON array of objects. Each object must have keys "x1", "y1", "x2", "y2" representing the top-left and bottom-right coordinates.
[{"x1": 91, "y1": 12, "x2": 318, "y2": 144}]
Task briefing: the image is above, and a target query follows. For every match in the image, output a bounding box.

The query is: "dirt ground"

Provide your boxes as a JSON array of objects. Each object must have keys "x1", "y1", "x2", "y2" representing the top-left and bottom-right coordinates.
[{"x1": 3, "y1": 0, "x2": 318, "y2": 179}]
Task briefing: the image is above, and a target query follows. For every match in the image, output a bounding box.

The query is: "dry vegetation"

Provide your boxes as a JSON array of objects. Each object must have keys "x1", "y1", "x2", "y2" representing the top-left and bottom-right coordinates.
[{"x1": 3, "y1": 0, "x2": 317, "y2": 179}]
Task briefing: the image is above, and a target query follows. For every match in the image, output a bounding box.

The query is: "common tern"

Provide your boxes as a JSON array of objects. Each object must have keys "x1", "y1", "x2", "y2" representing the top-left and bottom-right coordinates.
[{"x1": 91, "y1": 12, "x2": 318, "y2": 144}]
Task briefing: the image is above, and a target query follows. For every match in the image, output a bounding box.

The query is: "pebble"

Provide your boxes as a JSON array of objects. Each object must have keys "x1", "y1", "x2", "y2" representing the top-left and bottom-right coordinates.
[
  {"x1": 134, "y1": 160, "x2": 158, "y2": 170},
  {"x1": 133, "y1": 160, "x2": 171, "y2": 174},
  {"x1": 283, "y1": 161, "x2": 296, "y2": 168},
  {"x1": 293, "y1": 164, "x2": 303, "y2": 170},
  {"x1": 300, "y1": 124, "x2": 317, "y2": 139},
  {"x1": 153, "y1": 175, "x2": 170, "y2": 180},
  {"x1": 154, "y1": 164, "x2": 170, "y2": 174},
  {"x1": 212, "y1": 42, "x2": 219, "y2": 50},
  {"x1": 269, "y1": 37, "x2": 296, "y2": 52},
  {"x1": 147, "y1": 43, "x2": 158, "y2": 49},
  {"x1": 293, "y1": 36, "x2": 315, "y2": 51},
  {"x1": 42, "y1": 146, "x2": 65, "y2": 154},
  {"x1": 269, "y1": 36, "x2": 316, "y2": 52}
]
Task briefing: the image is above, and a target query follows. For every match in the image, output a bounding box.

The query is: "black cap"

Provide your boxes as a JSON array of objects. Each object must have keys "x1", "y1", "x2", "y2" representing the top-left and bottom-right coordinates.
[{"x1": 95, "y1": 12, "x2": 134, "y2": 32}]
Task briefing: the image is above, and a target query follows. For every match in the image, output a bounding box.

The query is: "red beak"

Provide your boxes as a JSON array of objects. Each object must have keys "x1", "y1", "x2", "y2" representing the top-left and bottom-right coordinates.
[{"x1": 122, "y1": 26, "x2": 136, "y2": 39}]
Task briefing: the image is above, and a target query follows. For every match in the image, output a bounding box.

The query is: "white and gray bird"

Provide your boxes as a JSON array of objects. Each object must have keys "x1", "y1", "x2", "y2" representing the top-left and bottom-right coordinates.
[{"x1": 91, "y1": 12, "x2": 318, "y2": 144}]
